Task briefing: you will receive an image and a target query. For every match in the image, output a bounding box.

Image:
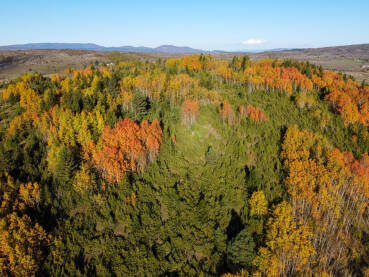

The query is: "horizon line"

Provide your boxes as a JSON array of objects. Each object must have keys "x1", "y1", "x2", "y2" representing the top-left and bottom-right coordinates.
[{"x1": 0, "y1": 42, "x2": 368, "y2": 52}]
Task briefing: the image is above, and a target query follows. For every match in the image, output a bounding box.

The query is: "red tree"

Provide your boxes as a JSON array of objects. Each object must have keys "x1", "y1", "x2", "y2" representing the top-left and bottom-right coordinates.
[
  {"x1": 239, "y1": 105, "x2": 268, "y2": 122},
  {"x1": 92, "y1": 118, "x2": 162, "y2": 183},
  {"x1": 181, "y1": 99, "x2": 199, "y2": 126},
  {"x1": 220, "y1": 99, "x2": 235, "y2": 125}
]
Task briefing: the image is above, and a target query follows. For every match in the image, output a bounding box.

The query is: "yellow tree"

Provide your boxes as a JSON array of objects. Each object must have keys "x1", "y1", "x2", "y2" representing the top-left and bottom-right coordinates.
[
  {"x1": 281, "y1": 126, "x2": 369, "y2": 274},
  {"x1": 19, "y1": 183, "x2": 41, "y2": 207},
  {"x1": 0, "y1": 178, "x2": 51, "y2": 277},
  {"x1": 0, "y1": 213, "x2": 50, "y2": 277},
  {"x1": 249, "y1": 190, "x2": 268, "y2": 217},
  {"x1": 73, "y1": 162, "x2": 96, "y2": 193},
  {"x1": 253, "y1": 201, "x2": 315, "y2": 276}
]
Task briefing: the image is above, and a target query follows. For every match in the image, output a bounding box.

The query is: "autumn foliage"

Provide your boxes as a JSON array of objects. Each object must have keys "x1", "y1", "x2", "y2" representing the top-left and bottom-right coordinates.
[
  {"x1": 253, "y1": 201, "x2": 315, "y2": 276},
  {"x1": 239, "y1": 105, "x2": 268, "y2": 122},
  {"x1": 280, "y1": 126, "x2": 369, "y2": 274},
  {"x1": 0, "y1": 177, "x2": 51, "y2": 277},
  {"x1": 92, "y1": 118, "x2": 162, "y2": 183},
  {"x1": 249, "y1": 190, "x2": 268, "y2": 216},
  {"x1": 181, "y1": 99, "x2": 199, "y2": 126},
  {"x1": 305, "y1": 70, "x2": 368, "y2": 125},
  {"x1": 1, "y1": 54, "x2": 369, "y2": 276},
  {"x1": 220, "y1": 99, "x2": 235, "y2": 125},
  {"x1": 241, "y1": 59, "x2": 313, "y2": 94}
]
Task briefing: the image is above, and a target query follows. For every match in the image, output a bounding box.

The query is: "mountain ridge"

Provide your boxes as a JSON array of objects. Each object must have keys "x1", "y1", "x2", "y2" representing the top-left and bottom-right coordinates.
[
  {"x1": 0, "y1": 43, "x2": 205, "y2": 54},
  {"x1": 1, "y1": 42, "x2": 368, "y2": 55},
  {"x1": 0, "y1": 43, "x2": 302, "y2": 53}
]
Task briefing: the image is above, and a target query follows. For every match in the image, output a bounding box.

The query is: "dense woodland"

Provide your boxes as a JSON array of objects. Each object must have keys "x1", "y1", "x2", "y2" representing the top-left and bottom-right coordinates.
[{"x1": 0, "y1": 54, "x2": 368, "y2": 276}]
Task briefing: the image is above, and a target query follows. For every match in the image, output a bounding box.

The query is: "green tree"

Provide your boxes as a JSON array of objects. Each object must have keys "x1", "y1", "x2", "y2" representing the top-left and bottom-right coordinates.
[{"x1": 226, "y1": 229, "x2": 256, "y2": 271}]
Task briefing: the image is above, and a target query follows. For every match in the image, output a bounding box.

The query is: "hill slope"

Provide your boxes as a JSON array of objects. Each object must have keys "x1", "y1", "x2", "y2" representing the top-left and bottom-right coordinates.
[
  {"x1": 0, "y1": 55, "x2": 368, "y2": 276},
  {"x1": 248, "y1": 43, "x2": 369, "y2": 81},
  {"x1": 1, "y1": 43, "x2": 368, "y2": 83}
]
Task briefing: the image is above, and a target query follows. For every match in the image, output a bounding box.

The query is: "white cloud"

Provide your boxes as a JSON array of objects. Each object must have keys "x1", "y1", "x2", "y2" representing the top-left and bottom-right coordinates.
[{"x1": 242, "y1": 39, "x2": 264, "y2": 45}]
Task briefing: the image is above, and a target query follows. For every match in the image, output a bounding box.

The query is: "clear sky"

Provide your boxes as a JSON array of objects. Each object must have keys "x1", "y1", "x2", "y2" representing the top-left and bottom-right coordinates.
[{"x1": 1, "y1": 0, "x2": 368, "y2": 51}]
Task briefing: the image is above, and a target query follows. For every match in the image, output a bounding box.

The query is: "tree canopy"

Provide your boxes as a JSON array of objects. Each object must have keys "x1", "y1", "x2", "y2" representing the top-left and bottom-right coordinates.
[{"x1": 0, "y1": 55, "x2": 368, "y2": 276}]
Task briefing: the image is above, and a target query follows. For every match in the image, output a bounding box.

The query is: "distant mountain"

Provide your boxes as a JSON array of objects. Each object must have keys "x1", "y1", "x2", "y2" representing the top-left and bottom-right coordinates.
[
  {"x1": 240, "y1": 48, "x2": 300, "y2": 53},
  {"x1": 0, "y1": 43, "x2": 105, "y2": 51},
  {"x1": 109, "y1": 45, "x2": 155, "y2": 52},
  {"x1": 154, "y1": 45, "x2": 202, "y2": 54},
  {"x1": 249, "y1": 43, "x2": 369, "y2": 60},
  {"x1": 0, "y1": 43, "x2": 205, "y2": 53}
]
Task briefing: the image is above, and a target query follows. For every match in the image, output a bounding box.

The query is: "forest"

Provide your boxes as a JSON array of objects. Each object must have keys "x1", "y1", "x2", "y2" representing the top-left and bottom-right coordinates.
[{"x1": 0, "y1": 54, "x2": 368, "y2": 276}]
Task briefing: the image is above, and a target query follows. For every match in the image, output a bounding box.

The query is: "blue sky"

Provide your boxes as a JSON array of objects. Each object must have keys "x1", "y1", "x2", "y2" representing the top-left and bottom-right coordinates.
[{"x1": 1, "y1": 0, "x2": 368, "y2": 50}]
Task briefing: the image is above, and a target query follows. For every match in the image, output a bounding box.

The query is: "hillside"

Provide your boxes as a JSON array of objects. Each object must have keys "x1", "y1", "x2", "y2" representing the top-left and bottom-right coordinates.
[
  {"x1": 1, "y1": 43, "x2": 369, "y2": 83},
  {"x1": 251, "y1": 43, "x2": 369, "y2": 60},
  {"x1": 248, "y1": 43, "x2": 369, "y2": 81},
  {"x1": 0, "y1": 55, "x2": 368, "y2": 276},
  {"x1": 0, "y1": 49, "x2": 177, "y2": 81}
]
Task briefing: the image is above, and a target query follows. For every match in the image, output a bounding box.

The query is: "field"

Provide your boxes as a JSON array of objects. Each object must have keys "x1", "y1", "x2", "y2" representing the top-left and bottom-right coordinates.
[{"x1": 0, "y1": 49, "x2": 178, "y2": 82}]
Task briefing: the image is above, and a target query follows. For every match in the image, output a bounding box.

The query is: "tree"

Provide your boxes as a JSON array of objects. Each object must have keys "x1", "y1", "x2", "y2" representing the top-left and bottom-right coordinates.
[
  {"x1": 73, "y1": 162, "x2": 96, "y2": 193},
  {"x1": 253, "y1": 201, "x2": 315, "y2": 276},
  {"x1": 241, "y1": 55, "x2": 250, "y2": 72},
  {"x1": 181, "y1": 99, "x2": 199, "y2": 126},
  {"x1": 241, "y1": 105, "x2": 268, "y2": 122},
  {"x1": 249, "y1": 191, "x2": 268, "y2": 217},
  {"x1": 19, "y1": 182, "x2": 41, "y2": 207},
  {"x1": 226, "y1": 229, "x2": 255, "y2": 271},
  {"x1": 130, "y1": 92, "x2": 149, "y2": 121},
  {"x1": 220, "y1": 100, "x2": 235, "y2": 125},
  {"x1": 52, "y1": 146, "x2": 78, "y2": 186},
  {"x1": 0, "y1": 213, "x2": 50, "y2": 277},
  {"x1": 92, "y1": 118, "x2": 162, "y2": 183},
  {"x1": 282, "y1": 126, "x2": 369, "y2": 274},
  {"x1": 0, "y1": 178, "x2": 51, "y2": 277}
]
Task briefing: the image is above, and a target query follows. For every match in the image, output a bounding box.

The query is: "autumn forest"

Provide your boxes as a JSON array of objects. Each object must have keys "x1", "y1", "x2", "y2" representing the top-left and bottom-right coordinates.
[{"x1": 0, "y1": 54, "x2": 369, "y2": 276}]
